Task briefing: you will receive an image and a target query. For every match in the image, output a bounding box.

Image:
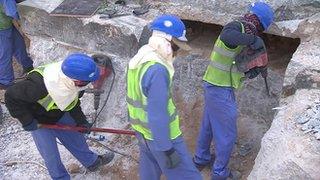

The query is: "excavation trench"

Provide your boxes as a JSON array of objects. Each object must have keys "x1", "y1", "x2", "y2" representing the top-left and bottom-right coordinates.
[
  {"x1": 0, "y1": 7, "x2": 302, "y2": 179},
  {"x1": 173, "y1": 20, "x2": 300, "y2": 179}
]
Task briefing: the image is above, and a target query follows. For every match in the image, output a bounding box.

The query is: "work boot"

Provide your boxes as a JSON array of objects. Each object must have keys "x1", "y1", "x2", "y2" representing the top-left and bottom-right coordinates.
[
  {"x1": 87, "y1": 152, "x2": 115, "y2": 172},
  {"x1": 227, "y1": 170, "x2": 241, "y2": 180},
  {"x1": 192, "y1": 155, "x2": 214, "y2": 172}
]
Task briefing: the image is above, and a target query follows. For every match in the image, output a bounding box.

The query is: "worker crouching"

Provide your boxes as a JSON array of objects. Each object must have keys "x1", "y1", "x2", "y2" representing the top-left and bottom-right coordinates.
[{"x1": 5, "y1": 53, "x2": 114, "y2": 180}]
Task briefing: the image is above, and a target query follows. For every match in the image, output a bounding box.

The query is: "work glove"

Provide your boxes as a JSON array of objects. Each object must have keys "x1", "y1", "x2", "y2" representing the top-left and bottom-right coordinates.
[
  {"x1": 250, "y1": 36, "x2": 265, "y2": 50},
  {"x1": 23, "y1": 119, "x2": 38, "y2": 131},
  {"x1": 164, "y1": 148, "x2": 181, "y2": 169},
  {"x1": 245, "y1": 67, "x2": 261, "y2": 79},
  {"x1": 78, "y1": 122, "x2": 93, "y2": 134}
]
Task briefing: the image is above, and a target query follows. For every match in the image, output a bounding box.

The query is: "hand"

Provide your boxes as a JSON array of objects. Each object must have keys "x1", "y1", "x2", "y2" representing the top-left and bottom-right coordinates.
[
  {"x1": 23, "y1": 119, "x2": 38, "y2": 131},
  {"x1": 245, "y1": 67, "x2": 261, "y2": 79},
  {"x1": 78, "y1": 122, "x2": 93, "y2": 134},
  {"x1": 164, "y1": 148, "x2": 181, "y2": 169},
  {"x1": 250, "y1": 36, "x2": 265, "y2": 50}
]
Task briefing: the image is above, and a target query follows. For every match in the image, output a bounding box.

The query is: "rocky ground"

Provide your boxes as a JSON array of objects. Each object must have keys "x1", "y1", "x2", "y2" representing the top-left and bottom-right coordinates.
[{"x1": 1, "y1": 0, "x2": 320, "y2": 179}]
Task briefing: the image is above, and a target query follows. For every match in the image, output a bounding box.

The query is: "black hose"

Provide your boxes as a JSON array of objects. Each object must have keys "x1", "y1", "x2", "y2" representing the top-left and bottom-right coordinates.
[
  {"x1": 86, "y1": 137, "x2": 138, "y2": 163},
  {"x1": 92, "y1": 63, "x2": 116, "y2": 125}
]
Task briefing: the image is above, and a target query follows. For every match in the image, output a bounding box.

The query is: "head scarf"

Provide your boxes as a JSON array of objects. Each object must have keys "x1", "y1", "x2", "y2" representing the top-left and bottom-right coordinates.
[{"x1": 241, "y1": 13, "x2": 264, "y2": 35}]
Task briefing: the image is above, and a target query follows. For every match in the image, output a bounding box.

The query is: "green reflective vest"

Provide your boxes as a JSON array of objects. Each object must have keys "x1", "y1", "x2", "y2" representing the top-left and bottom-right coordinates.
[
  {"x1": 0, "y1": 4, "x2": 13, "y2": 30},
  {"x1": 203, "y1": 22, "x2": 245, "y2": 89},
  {"x1": 126, "y1": 61, "x2": 182, "y2": 140},
  {"x1": 30, "y1": 66, "x2": 79, "y2": 111}
]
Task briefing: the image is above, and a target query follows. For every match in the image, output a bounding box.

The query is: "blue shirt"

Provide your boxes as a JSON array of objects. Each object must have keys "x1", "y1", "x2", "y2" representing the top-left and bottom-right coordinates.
[
  {"x1": 141, "y1": 63, "x2": 173, "y2": 151},
  {"x1": 0, "y1": 0, "x2": 19, "y2": 20},
  {"x1": 0, "y1": 0, "x2": 19, "y2": 35}
]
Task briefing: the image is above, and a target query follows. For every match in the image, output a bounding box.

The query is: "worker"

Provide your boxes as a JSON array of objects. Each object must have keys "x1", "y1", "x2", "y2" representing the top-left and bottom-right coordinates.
[
  {"x1": 5, "y1": 53, "x2": 114, "y2": 180},
  {"x1": 0, "y1": 0, "x2": 34, "y2": 89},
  {"x1": 193, "y1": 2, "x2": 274, "y2": 179},
  {"x1": 126, "y1": 15, "x2": 202, "y2": 180}
]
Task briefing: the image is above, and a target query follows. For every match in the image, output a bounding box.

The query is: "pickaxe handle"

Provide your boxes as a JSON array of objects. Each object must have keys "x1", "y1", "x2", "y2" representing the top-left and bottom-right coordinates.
[{"x1": 40, "y1": 124, "x2": 135, "y2": 136}]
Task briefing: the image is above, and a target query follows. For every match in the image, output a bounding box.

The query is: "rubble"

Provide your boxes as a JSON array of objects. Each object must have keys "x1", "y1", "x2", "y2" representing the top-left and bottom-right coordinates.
[{"x1": 295, "y1": 99, "x2": 320, "y2": 140}]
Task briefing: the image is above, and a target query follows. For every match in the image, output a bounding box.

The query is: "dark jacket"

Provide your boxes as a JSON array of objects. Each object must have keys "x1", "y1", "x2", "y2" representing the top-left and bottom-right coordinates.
[
  {"x1": 220, "y1": 21, "x2": 257, "y2": 49},
  {"x1": 5, "y1": 71, "x2": 88, "y2": 127}
]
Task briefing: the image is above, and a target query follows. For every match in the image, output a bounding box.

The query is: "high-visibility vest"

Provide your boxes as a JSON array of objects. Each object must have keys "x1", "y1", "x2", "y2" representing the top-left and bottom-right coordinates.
[
  {"x1": 0, "y1": 4, "x2": 13, "y2": 30},
  {"x1": 30, "y1": 66, "x2": 79, "y2": 111},
  {"x1": 203, "y1": 22, "x2": 245, "y2": 89},
  {"x1": 126, "y1": 61, "x2": 181, "y2": 140}
]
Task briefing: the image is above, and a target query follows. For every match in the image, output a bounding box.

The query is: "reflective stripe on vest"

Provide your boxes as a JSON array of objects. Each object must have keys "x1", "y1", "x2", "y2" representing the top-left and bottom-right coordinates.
[
  {"x1": 203, "y1": 22, "x2": 245, "y2": 89},
  {"x1": 209, "y1": 61, "x2": 239, "y2": 73},
  {"x1": 126, "y1": 61, "x2": 182, "y2": 140},
  {"x1": 0, "y1": 5, "x2": 13, "y2": 30},
  {"x1": 30, "y1": 66, "x2": 79, "y2": 111}
]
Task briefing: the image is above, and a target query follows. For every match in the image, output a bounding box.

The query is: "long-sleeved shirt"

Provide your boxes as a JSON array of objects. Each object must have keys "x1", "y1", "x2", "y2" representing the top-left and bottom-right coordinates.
[
  {"x1": 5, "y1": 72, "x2": 88, "y2": 127},
  {"x1": 141, "y1": 63, "x2": 172, "y2": 151},
  {"x1": 0, "y1": 0, "x2": 19, "y2": 35},
  {"x1": 220, "y1": 21, "x2": 257, "y2": 49},
  {"x1": 0, "y1": 0, "x2": 19, "y2": 20}
]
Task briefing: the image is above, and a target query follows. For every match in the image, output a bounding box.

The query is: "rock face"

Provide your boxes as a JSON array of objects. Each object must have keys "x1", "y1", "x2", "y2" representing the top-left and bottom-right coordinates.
[
  {"x1": 248, "y1": 90, "x2": 320, "y2": 180},
  {"x1": 146, "y1": 0, "x2": 320, "y2": 38}
]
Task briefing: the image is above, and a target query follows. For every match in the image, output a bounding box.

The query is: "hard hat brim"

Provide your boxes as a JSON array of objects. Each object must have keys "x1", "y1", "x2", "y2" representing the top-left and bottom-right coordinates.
[{"x1": 172, "y1": 38, "x2": 191, "y2": 51}]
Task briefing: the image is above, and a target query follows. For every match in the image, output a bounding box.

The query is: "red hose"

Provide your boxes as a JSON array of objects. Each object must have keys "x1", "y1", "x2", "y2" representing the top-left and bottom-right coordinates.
[{"x1": 40, "y1": 124, "x2": 135, "y2": 136}]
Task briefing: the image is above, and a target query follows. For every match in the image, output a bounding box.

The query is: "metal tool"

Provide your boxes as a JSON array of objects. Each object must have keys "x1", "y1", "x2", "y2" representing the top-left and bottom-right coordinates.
[
  {"x1": 261, "y1": 68, "x2": 270, "y2": 96},
  {"x1": 40, "y1": 124, "x2": 136, "y2": 136}
]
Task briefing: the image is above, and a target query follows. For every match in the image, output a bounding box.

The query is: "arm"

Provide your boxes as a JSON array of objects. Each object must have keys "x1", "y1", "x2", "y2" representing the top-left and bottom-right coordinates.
[
  {"x1": 69, "y1": 91, "x2": 88, "y2": 125},
  {"x1": 2, "y1": 0, "x2": 19, "y2": 20},
  {"x1": 4, "y1": 73, "x2": 47, "y2": 127},
  {"x1": 142, "y1": 64, "x2": 172, "y2": 151},
  {"x1": 220, "y1": 21, "x2": 256, "y2": 48}
]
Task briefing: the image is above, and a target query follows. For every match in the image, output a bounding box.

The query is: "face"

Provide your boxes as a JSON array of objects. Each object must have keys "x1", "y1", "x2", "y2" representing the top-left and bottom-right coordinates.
[
  {"x1": 170, "y1": 41, "x2": 180, "y2": 57},
  {"x1": 73, "y1": 80, "x2": 90, "y2": 87}
]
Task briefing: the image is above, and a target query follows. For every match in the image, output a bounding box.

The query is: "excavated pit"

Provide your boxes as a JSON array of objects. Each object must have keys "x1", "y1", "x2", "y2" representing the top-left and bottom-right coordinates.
[
  {"x1": 1, "y1": 3, "x2": 312, "y2": 178},
  {"x1": 173, "y1": 20, "x2": 300, "y2": 179}
]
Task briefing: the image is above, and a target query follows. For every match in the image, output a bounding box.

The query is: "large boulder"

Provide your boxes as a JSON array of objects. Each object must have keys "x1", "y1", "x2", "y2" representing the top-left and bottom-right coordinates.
[{"x1": 248, "y1": 89, "x2": 320, "y2": 179}]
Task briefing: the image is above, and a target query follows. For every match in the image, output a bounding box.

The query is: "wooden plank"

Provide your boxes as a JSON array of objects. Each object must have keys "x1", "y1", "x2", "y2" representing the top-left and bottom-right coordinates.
[{"x1": 50, "y1": 0, "x2": 103, "y2": 18}]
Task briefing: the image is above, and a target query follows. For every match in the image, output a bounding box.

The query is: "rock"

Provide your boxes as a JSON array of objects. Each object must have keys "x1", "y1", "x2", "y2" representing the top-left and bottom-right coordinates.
[
  {"x1": 146, "y1": 0, "x2": 320, "y2": 38},
  {"x1": 18, "y1": 5, "x2": 147, "y2": 58},
  {"x1": 295, "y1": 114, "x2": 310, "y2": 124},
  {"x1": 248, "y1": 89, "x2": 320, "y2": 179}
]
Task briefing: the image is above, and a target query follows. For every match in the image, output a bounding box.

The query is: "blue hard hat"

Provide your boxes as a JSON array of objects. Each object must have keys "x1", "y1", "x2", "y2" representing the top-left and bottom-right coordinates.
[
  {"x1": 250, "y1": 2, "x2": 274, "y2": 30},
  {"x1": 149, "y1": 14, "x2": 187, "y2": 41},
  {"x1": 62, "y1": 53, "x2": 100, "y2": 82}
]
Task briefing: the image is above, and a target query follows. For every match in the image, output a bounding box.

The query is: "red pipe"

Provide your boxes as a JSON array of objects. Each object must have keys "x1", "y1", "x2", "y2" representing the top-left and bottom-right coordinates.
[{"x1": 40, "y1": 124, "x2": 136, "y2": 136}]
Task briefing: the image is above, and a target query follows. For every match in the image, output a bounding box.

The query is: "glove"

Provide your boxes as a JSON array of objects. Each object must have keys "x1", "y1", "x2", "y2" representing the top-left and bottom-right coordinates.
[
  {"x1": 164, "y1": 148, "x2": 181, "y2": 169},
  {"x1": 78, "y1": 122, "x2": 93, "y2": 134},
  {"x1": 250, "y1": 36, "x2": 265, "y2": 50},
  {"x1": 23, "y1": 119, "x2": 38, "y2": 131},
  {"x1": 245, "y1": 67, "x2": 261, "y2": 79}
]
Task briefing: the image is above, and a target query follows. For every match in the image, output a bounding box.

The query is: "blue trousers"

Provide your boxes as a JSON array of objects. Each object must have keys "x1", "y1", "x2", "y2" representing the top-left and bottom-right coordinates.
[
  {"x1": 137, "y1": 133, "x2": 202, "y2": 180},
  {"x1": 31, "y1": 113, "x2": 98, "y2": 180},
  {"x1": 194, "y1": 82, "x2": 237, "y2": 180},
  {"x1": 0, "y1": 26, "x2": 33, "y2": 85}
]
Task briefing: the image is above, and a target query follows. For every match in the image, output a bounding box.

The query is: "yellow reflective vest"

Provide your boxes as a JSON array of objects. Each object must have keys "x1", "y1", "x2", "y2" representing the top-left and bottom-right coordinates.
[
  {"x1": 0, "y1": 4, "x2": 13, "y2": 30},
  {"x1": 30, "y1": 66, "x2": 79, "y2": 111},
  {"x1": 126, "y1": 60, "x2": 181, "y2": 140},
  {"x1": 203, "y1": 22, "x2": 245, "y2": 89}
]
